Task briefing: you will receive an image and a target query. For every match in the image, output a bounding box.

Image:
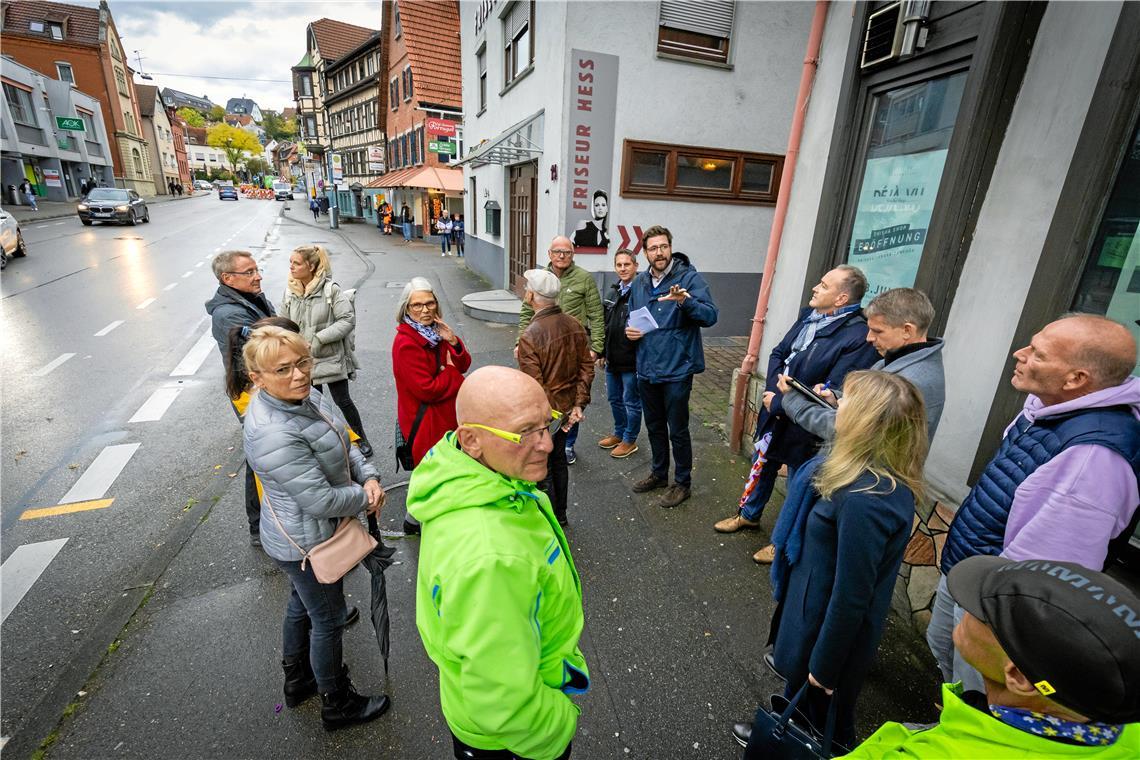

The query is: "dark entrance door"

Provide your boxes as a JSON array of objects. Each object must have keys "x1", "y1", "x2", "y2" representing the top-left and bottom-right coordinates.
[{"x1": 508, "y1": 161, "x2": 537, "y2": 294}]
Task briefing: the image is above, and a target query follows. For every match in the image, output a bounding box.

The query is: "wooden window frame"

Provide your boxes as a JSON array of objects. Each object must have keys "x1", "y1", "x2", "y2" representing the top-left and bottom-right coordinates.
[{"x1": 620, "y1": 138, "x2": 782, "y2": 205}]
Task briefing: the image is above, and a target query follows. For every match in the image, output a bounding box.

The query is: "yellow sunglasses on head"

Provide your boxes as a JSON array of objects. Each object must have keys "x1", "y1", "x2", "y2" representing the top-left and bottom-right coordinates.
[{"x1": 462, "y1": 409, "x2": 563, "y2": 445}]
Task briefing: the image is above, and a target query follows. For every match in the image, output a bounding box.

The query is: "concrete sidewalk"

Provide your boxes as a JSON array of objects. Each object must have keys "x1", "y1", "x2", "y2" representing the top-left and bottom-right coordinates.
[
  {"x1": 37, "y1": 217, "x2": 941, "y2": 759},
  {"x1": 3, "y1": 189, "x2": 204, "y2": 224}
]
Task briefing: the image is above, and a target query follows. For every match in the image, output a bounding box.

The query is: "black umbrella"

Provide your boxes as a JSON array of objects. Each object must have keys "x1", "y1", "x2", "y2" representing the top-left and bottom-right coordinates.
[{"x1": 363, "y1": 514, "x2": 398, "y2": 673}]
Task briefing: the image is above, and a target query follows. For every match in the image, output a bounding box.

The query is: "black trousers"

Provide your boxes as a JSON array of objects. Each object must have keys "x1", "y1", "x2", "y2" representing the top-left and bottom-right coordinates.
[
  {"x1": 452, "y1": 734, "x2": 571, "y2": 760},
  {"x1": 244, "y1": 460, "x2": 260, "y2": 533},
  {"x1": 638, "y1": 376, "x2": 694, "y2": 487},
  {"x1": 314, "y1": 379, "x2": 368, "y2": 441},
  {"x1": 539, "y1": 428, "x2": 569, "y2": 521}
]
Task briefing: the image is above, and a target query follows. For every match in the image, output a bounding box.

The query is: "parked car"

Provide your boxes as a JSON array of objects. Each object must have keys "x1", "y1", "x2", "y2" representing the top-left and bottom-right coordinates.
[
  {"x1": 218, "y1": 183, "x2": 239, "y2": 201},
  {"x1": 77, "y1": 188, "x2": 150, "y2": 226},
  {"x1": 193, "y1": 180, "x2": 213, "y2": 191},
  {"x1": 272, "y1": 181, "x2": 294, "y2": 201},
  {"x1": 0, "y1": 208, "x2": 27, "y2": 270}
]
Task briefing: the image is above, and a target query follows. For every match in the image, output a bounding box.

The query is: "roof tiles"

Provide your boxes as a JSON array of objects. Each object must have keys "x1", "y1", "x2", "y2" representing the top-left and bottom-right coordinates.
[
  {"x1": 310, "y1": 18, "x2": 379, "y2": 61},
  {"x1": 1, "y1": 0, "x2": 102, "y2": 45},
  {"x1": 397, "y1": 0, "x2": 462, "y2": 109}
]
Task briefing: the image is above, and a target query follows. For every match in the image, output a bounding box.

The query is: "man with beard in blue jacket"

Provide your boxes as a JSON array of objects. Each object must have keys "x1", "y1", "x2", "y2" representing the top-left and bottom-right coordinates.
[{"x1": 625, "y1": 225, "x2": 718, "y2": 509}]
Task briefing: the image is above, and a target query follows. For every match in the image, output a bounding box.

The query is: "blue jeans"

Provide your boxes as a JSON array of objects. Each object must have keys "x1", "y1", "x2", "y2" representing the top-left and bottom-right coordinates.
[
  {"x1": 276, "y1": 558, "x2": 347, "y2": 693},
  {"x1": 740, "y1": 453, "x2": 797, "y2": 522},
  {"x1": 606, "y1": 369, "x2": 641, "y2": 443},
  {"x1": 638, "y1": 376, "x2": 693, "y2": 487},
  {"x1": 564, "y1": 422, "x2": 579, "y2": 453},
  {"x1": 440, "y1": 232, "x2": 451, "y2": 253},
  {"x1": 926, "y1": 575, "x2": 985, "y2": 693},
  {"x1": 402, "y1": 221, "x2": 412, "y2": 241}
]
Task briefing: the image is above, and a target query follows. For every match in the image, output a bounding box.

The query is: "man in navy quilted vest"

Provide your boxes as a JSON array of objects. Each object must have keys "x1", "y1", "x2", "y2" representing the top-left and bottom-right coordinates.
[{"x1": 927, "y1": 314, "x2": 1140, "y2": 694}]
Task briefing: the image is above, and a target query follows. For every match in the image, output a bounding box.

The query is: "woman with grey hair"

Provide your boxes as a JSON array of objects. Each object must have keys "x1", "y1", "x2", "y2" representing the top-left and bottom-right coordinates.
[
  {"x1": 281, "y1": 244, "x2": 372, "y2": 458},
  {"x1": 392, "y1": 277, "x2": 471, "y2": 533},
  {"x1": 241, "y1": 325, "x2": 390, "y2": 730}
]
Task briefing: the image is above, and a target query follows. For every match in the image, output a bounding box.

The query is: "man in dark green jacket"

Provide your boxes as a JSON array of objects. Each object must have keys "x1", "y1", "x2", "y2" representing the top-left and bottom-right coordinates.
[{"x1": 517, "y1": 236, "x2": 604, "y2": 464}]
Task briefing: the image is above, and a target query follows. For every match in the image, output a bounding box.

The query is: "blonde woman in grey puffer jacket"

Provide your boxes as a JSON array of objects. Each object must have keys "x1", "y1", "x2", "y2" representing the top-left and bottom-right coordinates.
[
  {"x1": 242, "y1": 325, "x2": 391, "y2": 730},
  {"x1": 281, "y1": 245, "x2": 373, "y2": 458}
]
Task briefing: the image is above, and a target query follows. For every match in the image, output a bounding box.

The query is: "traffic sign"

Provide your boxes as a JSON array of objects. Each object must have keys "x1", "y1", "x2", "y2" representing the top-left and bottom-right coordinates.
[
  {"x1": 426, "y1": 117, "x2": 456, "y2": 137},
  {"x1": 429, "y1": 140, "x2": 456, "y2": 154},
  {"x1": 56, "y1": 116, "x2": 85, "y2": 132}
]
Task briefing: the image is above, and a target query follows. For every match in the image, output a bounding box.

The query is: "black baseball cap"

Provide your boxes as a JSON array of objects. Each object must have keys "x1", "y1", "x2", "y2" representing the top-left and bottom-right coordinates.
[{"x1": 948, "y1": 556, "x2": 1140, "y2": 724}]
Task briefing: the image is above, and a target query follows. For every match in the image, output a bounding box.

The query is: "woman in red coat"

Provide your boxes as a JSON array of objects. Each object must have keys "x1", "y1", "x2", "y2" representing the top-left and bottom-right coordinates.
[{"x1": 392, "y1": 276, "x2": 471, "y2": 534}]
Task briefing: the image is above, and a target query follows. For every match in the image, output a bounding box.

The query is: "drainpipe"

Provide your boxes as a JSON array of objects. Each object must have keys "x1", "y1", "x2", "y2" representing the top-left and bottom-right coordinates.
[{"x1": 729, "y1": 0, "x2": 830, "y2": 448}]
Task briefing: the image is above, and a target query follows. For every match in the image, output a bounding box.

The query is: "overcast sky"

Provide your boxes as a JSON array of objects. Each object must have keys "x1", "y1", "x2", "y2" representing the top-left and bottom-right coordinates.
[{"x1": 92, "y1": 1, "x2": 384, "y2": 112}]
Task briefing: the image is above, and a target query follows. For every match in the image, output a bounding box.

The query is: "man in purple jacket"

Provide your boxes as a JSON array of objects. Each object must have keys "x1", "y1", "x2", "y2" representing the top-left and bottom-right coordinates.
[{"x1": 927, "y1": 314, "x2": 1140, "y2": 694}]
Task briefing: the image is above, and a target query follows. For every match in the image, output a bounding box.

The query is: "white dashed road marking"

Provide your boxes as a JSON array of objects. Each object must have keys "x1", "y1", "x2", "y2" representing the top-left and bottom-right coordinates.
[
  {"x1": 93, "y1": 320, "x2": 124, "y2": 337},
  {"x1": 181, "y1": 271, "x2": 193, "y2": 278},
  {"x1": 59, "y1": 443, "x2": 140, "y2": 504},
  {"x1": 135, "y1": 297, "x2": 156, "y2": 310},
  {"x1": 170, "y1": 330, "x2": 216, "y2": 377},
  {"x1": 1, "y1": 539, "x2": 69, "y2": 624},
  {"x1": 163, "y1": 282, "x2": 178, "y2": 291},
  {"x1": 128, "y1": 385, "x2": 183, "y2": 423},
  {"x1": 31, "y1": 353, "x2": 76, "y2": 377}
]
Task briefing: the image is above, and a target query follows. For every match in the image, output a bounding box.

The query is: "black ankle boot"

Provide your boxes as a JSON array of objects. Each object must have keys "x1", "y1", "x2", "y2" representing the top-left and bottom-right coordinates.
[
  {"x1": 281, "y1": 655, "x2": 317, "y2": 708},
  {"x1": 320, "y1": 673, "x2": 390, "y2": 731}
]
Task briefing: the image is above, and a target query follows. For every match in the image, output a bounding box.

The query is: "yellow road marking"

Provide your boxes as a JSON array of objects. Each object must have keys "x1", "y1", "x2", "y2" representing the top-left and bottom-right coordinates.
[{"x1": 20, "y1": 498, "x2": 114, "y2": 520}]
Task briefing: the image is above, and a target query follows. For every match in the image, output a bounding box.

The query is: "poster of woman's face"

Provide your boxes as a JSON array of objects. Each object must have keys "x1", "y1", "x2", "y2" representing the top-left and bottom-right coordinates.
[{"x1": 571, "y1": 188, "x2": 610, "y2": 252}]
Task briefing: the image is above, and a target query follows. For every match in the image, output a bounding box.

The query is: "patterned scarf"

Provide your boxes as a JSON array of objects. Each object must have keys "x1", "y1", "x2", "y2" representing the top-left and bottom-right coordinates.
[
  {"x1": 404, "y1": 315, "x2": 442, "y2": 346},
  {"x1": 988, "y1": 705, "x2": 1122, "y2": 746},
  {"x1": 784, "y1": 304, "x2": 860, "y2": 371}
]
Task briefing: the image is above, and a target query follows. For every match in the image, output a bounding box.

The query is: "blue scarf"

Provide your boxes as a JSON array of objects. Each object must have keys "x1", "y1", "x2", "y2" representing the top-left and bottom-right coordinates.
[
  {"x1": 403, "y1": 315, "x2": 442, "y2": 346},
  {"x1": 988, "y1": 705, "x2": 1122, "y2": 747},
  {"x1": 770, "y1": 455, "x2": 824, "y2": 603},
  {"x1": 785, "y1": 304, "x2": 860, "y2": 371}
]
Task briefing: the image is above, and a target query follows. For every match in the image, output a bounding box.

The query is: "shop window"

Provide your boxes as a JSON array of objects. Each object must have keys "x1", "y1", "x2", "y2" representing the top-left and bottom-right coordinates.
[
  {"x1": 842, "y1": 71, "x2": 967, "y2": 299},
  {"x1": 657, "y1": 0, "x2": 734, "y2": 65},
  {"x1": 1070, "y1": 117, "x2": 1140, "y2": 377},
  {"x1": 503, "y1": 1, "x2": 534, "y2": 88},
  {"x1": 620, "y1": 139, "x2": 782, "y2": 204}
]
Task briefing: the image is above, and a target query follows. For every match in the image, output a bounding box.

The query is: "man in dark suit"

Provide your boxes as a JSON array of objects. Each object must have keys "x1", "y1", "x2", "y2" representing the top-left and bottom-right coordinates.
[{"x1": 713, "y1": 265, "x2": 879, "y2": 562}]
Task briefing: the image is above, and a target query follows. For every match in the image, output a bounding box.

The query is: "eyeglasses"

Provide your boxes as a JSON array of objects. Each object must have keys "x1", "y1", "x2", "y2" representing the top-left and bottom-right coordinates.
[
  {"x1": 549, "y1": 249, "x2": 573, "y2": 257},
  {"x1": 463, "y1": 410, "x2": 563, "y2": 445},
  {"x1": 645, "y1": 244, "x2": 670, "y2": 253},
  {"x1": 408, "y1": 300, "x2": 438, "y2": 312},
  {"x1": 226, "y1": 267, "x2": 261, "y2": 277},
  {"x1": 265, "y1": 357, "x2": 314, "y2": 378}
]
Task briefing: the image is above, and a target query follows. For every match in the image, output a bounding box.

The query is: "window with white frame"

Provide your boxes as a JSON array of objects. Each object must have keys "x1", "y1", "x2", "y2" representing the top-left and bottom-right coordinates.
[
  {"x1": 47, "y1": 21, "x2": 63, "y2": 39},
  {"x1": 503, "y1": 1, "x2": 534, "y2": 87},
  {"x1": 476, "y1": 44, "x2": 487, "y2": 113},
  {"x1": 657, "y1": 0, "x2": 735, "y2": 65},
  {"x1": 78, "y1": 110, "x2": 96, "y2": 135},
  {"x1": 56, "y1": 62, "x2": 75, "y2": 84},
  {"x1": 403, "y1": 66, "x2": 413, "y2": 102}
]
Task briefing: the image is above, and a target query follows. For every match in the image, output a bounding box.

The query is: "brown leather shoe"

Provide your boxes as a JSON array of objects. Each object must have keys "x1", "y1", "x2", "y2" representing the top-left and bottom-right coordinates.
[
  {"x1": 752, "y1": 544, "x2": 776, "y2": 564},
  {"x1": 598, "y1": 435, "x2": 622, "y2": 449},
  {"x1": 610, "y1": 441, "x2": 638, "y2": 458},
  {"x1": 632, "y1": 473, "x2": 668, "y2": 493},
  {"x1": 714, "y1": 514, "x2": 760, "y2": 533},
  {"x1": 658, "y1": 484, "x2": 691, "y2": 508}
]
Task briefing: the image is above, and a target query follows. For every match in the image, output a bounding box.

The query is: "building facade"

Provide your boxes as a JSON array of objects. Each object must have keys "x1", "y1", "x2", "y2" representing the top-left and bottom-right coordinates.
[
  {"x1": 168, "y1": 111, "x2": 190, "y2": 189},
  {"x1": 225, "y1": 97, "x2": 262, "y2": 123},
  {"x1": 161, "y1": 87, "x2": 215, "y2": 115},
  {"x1": 1, "y1": 54, "x2": 115, "y2": 200},
  {"x1": 369, "y1": 0, "x2": 463, "y2": 235},
  {"x1": 725, "y1": 1, "x2": 1140, "y2": 624},
  {"x1": 457, "y1": 1, "x2": 810, "y2": 315},
  {"x1": 183, "y1": 125, "x2": 233, "y2": 178},
  {"x1": 1, "y1": 0, "x2": 155, "y2": 195},
  {"x1": 136, "y1": 83, "x2": 180, "y2": 194},
  {"x1": 325, "y1": 30, "x2": 387, "y2": 220}
]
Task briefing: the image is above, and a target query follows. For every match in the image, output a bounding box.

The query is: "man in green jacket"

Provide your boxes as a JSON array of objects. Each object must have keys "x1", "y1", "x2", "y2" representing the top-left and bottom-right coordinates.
[
  {"x1": 408, "y1": 366, "x2": 588, "y2": 760},
  {"x1": 517, "y1": 236, "x2": 604, "y2": 465},
  {"x1": 839, "y1": 557, "x2": 1139, "y2": 758}
]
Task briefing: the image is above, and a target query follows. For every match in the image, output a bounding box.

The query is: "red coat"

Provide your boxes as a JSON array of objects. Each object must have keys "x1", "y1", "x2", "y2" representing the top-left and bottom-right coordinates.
[{"x1": 392, "y1": 323, "x2": 472, "y2": 465}]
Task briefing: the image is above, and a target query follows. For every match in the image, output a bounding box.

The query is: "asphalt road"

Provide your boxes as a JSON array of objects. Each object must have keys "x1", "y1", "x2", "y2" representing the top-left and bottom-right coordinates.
[{"x1": 2, "y1": 202, "x2": 941, "y2": 759}]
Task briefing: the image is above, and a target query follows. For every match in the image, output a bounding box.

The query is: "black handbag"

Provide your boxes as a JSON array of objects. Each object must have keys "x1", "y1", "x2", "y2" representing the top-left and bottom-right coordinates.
[
  {"x1": 743, "y1": 681, "x2": 840, "y2": 760},
  {"x1": 394, "y1": 343, "x2": 442, "y2": 472}
]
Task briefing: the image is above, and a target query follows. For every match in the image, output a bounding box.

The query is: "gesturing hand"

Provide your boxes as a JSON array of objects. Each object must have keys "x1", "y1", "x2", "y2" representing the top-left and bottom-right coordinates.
[
  {"x1": 436, "y1": 320, "x2": 458, "y2": 346},
  {"x1": 657, "y1": 284, "x2": 689, "y2": 303}
]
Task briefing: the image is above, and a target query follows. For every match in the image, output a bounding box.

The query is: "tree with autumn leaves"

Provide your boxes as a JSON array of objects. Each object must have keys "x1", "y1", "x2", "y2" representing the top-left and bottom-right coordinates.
[{"x1": 207, "y1": 124, "x2": 262, "y2": 174}]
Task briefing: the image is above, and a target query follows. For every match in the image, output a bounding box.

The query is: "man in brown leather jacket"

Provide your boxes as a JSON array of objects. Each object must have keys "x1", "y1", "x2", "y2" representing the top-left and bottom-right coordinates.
[{"x1": 517, "y1": 269, "x2": 595, "y2": 526}]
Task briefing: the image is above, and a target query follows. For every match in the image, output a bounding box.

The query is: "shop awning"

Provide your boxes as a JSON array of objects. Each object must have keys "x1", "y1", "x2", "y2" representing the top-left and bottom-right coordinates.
[
  {"x1": 455, "y1": 109, "x2": 544, "y2": 168},
  {"x1": 366, "y1": 166, "x2": 464, "y2": 193}
]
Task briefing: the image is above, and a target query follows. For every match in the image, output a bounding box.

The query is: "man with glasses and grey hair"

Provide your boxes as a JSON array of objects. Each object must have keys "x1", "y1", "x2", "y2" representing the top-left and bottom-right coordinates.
[
  {"x1": 407, "y1": 366, "x2": 588, "y2": 760},
  {"x1": 517, "y1": 236, "x2": 605, "y2": 465},
  {"x1": 206, "y1": 249, "x2": 276, "y2": 545}
]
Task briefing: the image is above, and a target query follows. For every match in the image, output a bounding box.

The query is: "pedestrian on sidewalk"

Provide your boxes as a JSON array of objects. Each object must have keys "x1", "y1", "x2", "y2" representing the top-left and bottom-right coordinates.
[
  {"x1": 516, "y1": 269, "x2": 594, "y2": 526},
  {"x1": 625, "y1": 225, "x2": 718, "y2": 508},
  {"x1": 309, "y1": 197, "x2": 320, "y2": 221},
  {"x1": 714, "y1": 265, "x2": 877, "y2": 563},
  {"x1": 597, "y1": 249, "x2": 641, "y2": 459},
  {"x1": 436, "y1": 214, "x2": 453, "y2": 256},
  {"x1": 734, "y1": 370, "x2": 928, "y2": 752},
  {"x1": 452, "y1": 213, "x2": 465, "y2": 257},
  {"x1": 241, "y1": 326, "x2": 391, "y2": 731},
  {"x1": 280, "y1": 244, "x2": 373, "y2": 458},
  {"x1": 516, "y1": 236, "x2": 604, "y2": 465},
  {"x1": 392, "y1": 276, "x2": 472, "y2": 535},
  {"x1": 206, "y1": 250, "x2": 276, "y2": 546},
  {"x1": 926, "y1": 314, "x2": 1139, "y2": 695},
  {"x1": 400, "y1": 202, "x2": 413, "y2": 242},
  {"x1": 841, "y1": 557, "x2": 1140, "y2": 759},
  {"x1": 407, "y1": 366, "x2": 588, "y2": 760},
  {"x1": 19, "y1": 179, "x2": 37, "y2": 210},
  {"x1": 168, "y1": 179, "x2": 176, "y2": 196}
]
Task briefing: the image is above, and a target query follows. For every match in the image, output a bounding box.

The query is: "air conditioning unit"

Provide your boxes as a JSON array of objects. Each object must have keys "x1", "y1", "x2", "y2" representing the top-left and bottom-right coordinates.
[{"x1": 861, "y1": 1, "x2": 930, "y2": 70}]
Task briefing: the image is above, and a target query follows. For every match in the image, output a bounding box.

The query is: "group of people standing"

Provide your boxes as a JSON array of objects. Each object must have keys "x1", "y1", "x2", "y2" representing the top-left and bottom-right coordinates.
[
  {"x1": 165, "y1": 179, "x2": 185, "y2": 197},
  {"x1": 434, "y1": 213, "x2": 465, "y2": 257}
]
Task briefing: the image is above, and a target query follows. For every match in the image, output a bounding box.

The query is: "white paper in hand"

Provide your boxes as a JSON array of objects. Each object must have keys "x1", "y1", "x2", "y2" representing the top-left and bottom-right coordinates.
[{"x1": 627, "y1": 306, "x2": 659, "y2": 334}]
